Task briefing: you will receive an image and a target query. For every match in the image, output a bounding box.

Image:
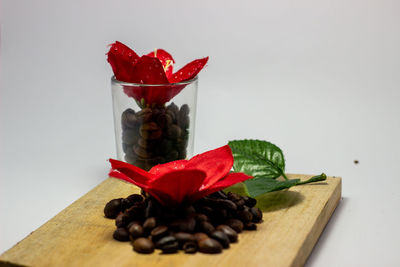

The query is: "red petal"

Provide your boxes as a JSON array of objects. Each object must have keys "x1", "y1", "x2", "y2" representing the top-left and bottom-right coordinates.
[
  {"x1": 169, "y1": 57, "x2": 208, "y2": 83},
  {"x1": 149, "y1": 169, "x2": 207, "y2": 205},
  {"x1": 109, "y1": 159, "x2": 152, "y2": 189},
  {"x1": 130, "y1": 55, "x2": 169, "y2": 85},
  {"x1": 191, "y1": 172, "x2": 252, "y2": 201},
  {"x1": 146, "y1": 49, "x2": 175, "y2": 78},
  {"x1": 107, "y1": 41, "x2": 139, "y2": 82},
  {"x1": 149, "y1": 160, "x2": 188, "y2": 177},
  {"x1": 123, "y1": 83, "x2": 187, "y2": 106},
  {"x1": 185, "y1": 145, "x2": 234, "y2": 190}
]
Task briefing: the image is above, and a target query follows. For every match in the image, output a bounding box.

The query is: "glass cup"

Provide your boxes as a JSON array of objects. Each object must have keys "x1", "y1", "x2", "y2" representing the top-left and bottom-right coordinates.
[{"x1": 111, "y1": 76, "x2": 198, "y2": 171}]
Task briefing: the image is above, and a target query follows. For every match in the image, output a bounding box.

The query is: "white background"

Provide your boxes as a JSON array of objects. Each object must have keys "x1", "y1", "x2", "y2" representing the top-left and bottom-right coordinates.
[{"x1": 1, "y1": 0, "x2": 400, "y2": 266}]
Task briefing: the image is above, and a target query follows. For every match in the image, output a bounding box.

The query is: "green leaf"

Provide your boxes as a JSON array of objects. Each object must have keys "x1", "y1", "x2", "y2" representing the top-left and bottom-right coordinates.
[
  {"x1": 244, "y1": 177, "x2": 300, "y2": 197},
  {"x1": 228, "y1": 139, "x2": 286, "y2": 179}
]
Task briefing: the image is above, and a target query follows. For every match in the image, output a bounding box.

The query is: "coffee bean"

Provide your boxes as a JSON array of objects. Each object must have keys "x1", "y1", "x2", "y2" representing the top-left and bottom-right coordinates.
[
  {"x1": 143, "y1": 217, "x2": 157, "y2": 233},
  {"x1": 128, "y1": 223, "x2": 144, "y2": 238},
  {"x1": 250, "y1": 207, "x2": 263, "y2": 223},
  {"x1": 165, "y1": 149, "x2": 179, "y2": 161},
  {"x1": 121, "y1": 109, "x2": 138, "y2": 128},
  {"x1": 244, "y1": 222, "x2": 257, "y2": 230},
  {"x1": 127, "y1": 194, "x2": 144, "y2": 204},
  {"x1": 166, "y1": 124, "x2": 181, "y2": 139},
  {"x1": 120, "y1": 198, "x2": 134, "y2": 210},
  {"x1": 183, "y1": 241, "x2": 197, "y2": 254},
  {"x1": 243, "y1": 196, "x2": 257, "y2": 208},
  {"x1": 210, "y1": 191, "x2": 228, "y2": 199},
  {"x1": 161, "y1": 241, "x2": 179, "y2": 254},
  {"x1": 134, "y1": 145, "x2": 152, "y2": 158},
  {"x1": 198, "y1": 238, "x2": 223, "y2": 254},
  {"x1": 115, "y1": 213, "x2": 130, "y2": 228},
  {"x1": 227, "y1": 192, "x2": 242, "y2": 202},
  {"x1": 210, "y1": 230, "x2": 230, "y2": 248},
  {"x1": 104, "y1": 198, "x2": 122, "y2": 218},
  {"x1": 170, "y1": 217, "x2": 196, "y2": 233},
  {"x1": 225, "y1": 219, "x2": 244, "y2": 233},
  {"x1": 167, "y1": 103, "x2": 179, "y2": 116},
  {"x1": 194, "y1": 232, "x2": 209, "y2": 242},
  {"x1": 150, "y1": 225, "x2": 168, "y2": 241},
  {"x1": 155, "y1": 236, "x2": 177, "y2": 249},
  {"x1": 122, "y1": 143, "x2": 134, "y2": 155},
  {"x1": 236, "y1": 209, "x2": 253, "y2": 223},
  {"x1": 122, "y1": 129, "x2": 139, "y2": 144},
  {"x1": 113, "y1": 228, "x2": 130, "y2": 241},
  {"x1": 234, "y1": 199, "x2": 246, "y2": 209},
  {"x1": 216, "y1": 225, "x2": 238, "y2": 243},
  {"x1": 174, "y1": 232, "x2": 196, "y2": 248},
  {"x1": 136, "y1": 108, "x2": 152, "y2": 123},
  {"x1": 138, "y1": 138, "x2": 156, "y2": 149},
  {"x1": 125, "y1": 205, "x2": 144, "y2": 221},
  {"x1": 132, "y1": 238, "x2": 154, "y2": 254},
  {"x1": 217, "y1": 199, "x2": 237, "y2": 211},
  {"x1": 177, "y1": 113, "x2": 190, "y2": 129},
  {"x1": 199, "y1": 221, "x2": 215, "y2": 235},
  {"x1": 194, "y1": 213, "x2": 208, "y2": 223},
  {"x1": 180, "y1": 104, "x2": 190, "y2": 116}
]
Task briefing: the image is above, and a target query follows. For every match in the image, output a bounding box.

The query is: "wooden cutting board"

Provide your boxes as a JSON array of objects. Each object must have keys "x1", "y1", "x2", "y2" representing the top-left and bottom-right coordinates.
[{"x1": 0, "y1": 174, "x2": 341, "y2": 267}]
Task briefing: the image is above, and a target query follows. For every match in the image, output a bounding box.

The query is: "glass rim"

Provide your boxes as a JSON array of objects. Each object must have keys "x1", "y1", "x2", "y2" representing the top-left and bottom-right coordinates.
[{"x1": 111, "y1": 76, "x2": 198, "y2": 87}]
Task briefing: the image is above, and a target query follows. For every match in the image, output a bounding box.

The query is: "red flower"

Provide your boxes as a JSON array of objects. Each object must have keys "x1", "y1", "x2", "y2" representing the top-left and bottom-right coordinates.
[
  {"x1": 107, "y1": 41, "x2": 208, "y2": 106},
  {"x1": 109, "y1": 145, "x2": 252, "y2": 206}
]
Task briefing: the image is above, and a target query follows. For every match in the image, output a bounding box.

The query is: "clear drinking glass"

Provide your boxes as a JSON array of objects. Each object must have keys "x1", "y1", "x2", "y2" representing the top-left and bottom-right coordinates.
[{"x1": 111, "y1": 76, "x2": 198, "y2": 170}]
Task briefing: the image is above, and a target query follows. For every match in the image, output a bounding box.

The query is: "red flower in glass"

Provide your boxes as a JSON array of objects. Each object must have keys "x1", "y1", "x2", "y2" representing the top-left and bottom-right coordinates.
[
  {"x1": 109, "y1": 145, "x2": 251, "y2": 206},
  {"x1": 107, "y1": 41, "x2": 208, "y2": 106}
]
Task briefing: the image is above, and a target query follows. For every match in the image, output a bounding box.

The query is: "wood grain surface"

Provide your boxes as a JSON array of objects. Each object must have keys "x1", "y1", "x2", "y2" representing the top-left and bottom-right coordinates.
[{"x1": 0, "y1": 174, "x2": 341, "y2": 267}]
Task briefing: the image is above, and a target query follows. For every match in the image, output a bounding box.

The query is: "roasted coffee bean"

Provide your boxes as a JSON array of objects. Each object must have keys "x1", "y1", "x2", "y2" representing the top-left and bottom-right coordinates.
[
  {"x1": 115, "y1": 213, "x2": 130, "y2": 228},
  {"x1": 104, "y1": 198, "x2": 122, "y2": 218},
  {"x1": 243, "y1": 196, "x2": 257, "y2": 208},
  {"x1": 217, "y1": 199, "x2": 237, "y2": 211},
  {"x1": 158, "y1": 139, "x2": 173, "y2": 155},
  {"x1": 113, "y1": 228, "x2": 130, "y2": 241},
  {"x1": 161, "y1": 241, "x2": 179, "y2": 254},
  {"x1": 194, "y1": 213, "x2": 208, "y2": 223},
  {"x1": 250, "y1": 207, "x2": 263, "y2": 223},
  {"x1": 227, "y1": 192, "x2": 242, "y2": 202},
  {"x1": 136, "y1": 108, "x2": 152, "y2": 123},
  {"x1": 127, "y1": 194, "x2": 144, "y2": 204},
  {"x1": 138, "y1": 138, "x2": 156, "y2": 149},
  {"x1": 165, "y1": 149, "x2": 179, "y2": 161},
  {"x1": 177, "y1": 113, "x2": 190, "y2": 129},
  {"x1": 122, "y1": 143, "x2": 134, "y2": 154},
  {"x1": 170, "y1": 217, "x2": 196, "y2": 233},
  {"x1": 197, "y1": 206, "x2": 214, "y2": 218},
  {"x1": 225, "y1": 219, "x2": 244, "y2": 233},
  {"x1": 150, "y1": 225, "x2": 168, "y2": 241},
  {"x1": 121, "y1": 198, "x2": 134, "y2": 210},
  {"x1": 155, "y1": 236, "x2": 177, "y2": 249},
  {"x1": 125, "y1": 205, "x2": 144, "y2": 221},
  {"x1": 167, "y1": 103, "x2": 179, "y2": 116},
  {"x1": 128, "y1": 223, "x2": 144, "y2": 238},
  {"x1": 210, "y1": 191, "x2": 228, "y2": 199},
  {"x1": 183, "y1": 241, "x2": 197, "y2": 254},
  {"x1": 199, "y1": 221, "x2": 215, "y2": 235},
  {"x1": 216, "y1": 225, "x2": 238, "y2": 243},
  {"x1": 244, "y1": 222, "x2": 257, "y2": 230},
  {"x1": 166, "y1": 124, "x2": 181, "y2": 139},
  {"x1": 143, "y1": 217, "x2": 157, "y2": 233},
  {"x1": 180, "y1": 104, "x2": 190, "y2": 116},
  {"x1": 156, "y1": 113, "x2": 168, "y2": 129},
  {"x1": 122, "y1": 129, "x2": 139, "y2": 144},
  {"x1": 132, "y1": 238, "x2": 154, "y2": 254},
  {"x1": 133, "y1": 145, "x2": 152, "y2": 158},
  {"x1": 194, "y1": 232, "x2": 209, "y2": 242},
  {"x1": 210, "y1": 230, "x2": 230, "y2": 248},
  {"x1": 198, "y1": 238, "x2": 223, "y2": 254},
  {"x1": 234, "y1": 199, "x2": 246, "y2": 209},
  {"x1": 236, "y1": 209, "x2": 253, "y2": 223},
  {"x1": 121, "y1": 109, "x2": 138, "y2": 128},
  {"x1": 174, "y1": 232, "x2": 196, "y2": 248}
]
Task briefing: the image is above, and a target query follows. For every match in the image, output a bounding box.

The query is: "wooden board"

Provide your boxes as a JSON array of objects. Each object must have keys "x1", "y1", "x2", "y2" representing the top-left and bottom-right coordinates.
[{"x1": 0, "y1": 174, "x2": 341, "y2": 267}]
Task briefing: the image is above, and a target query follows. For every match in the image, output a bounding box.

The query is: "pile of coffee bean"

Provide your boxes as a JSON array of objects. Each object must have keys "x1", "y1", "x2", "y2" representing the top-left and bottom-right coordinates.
[
  {"x1": 104, "y1": 191, "x2": 263, "y2": 254},
  {"x1": 121, "y1": 102, "x2": 190, "y2": 171}
]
